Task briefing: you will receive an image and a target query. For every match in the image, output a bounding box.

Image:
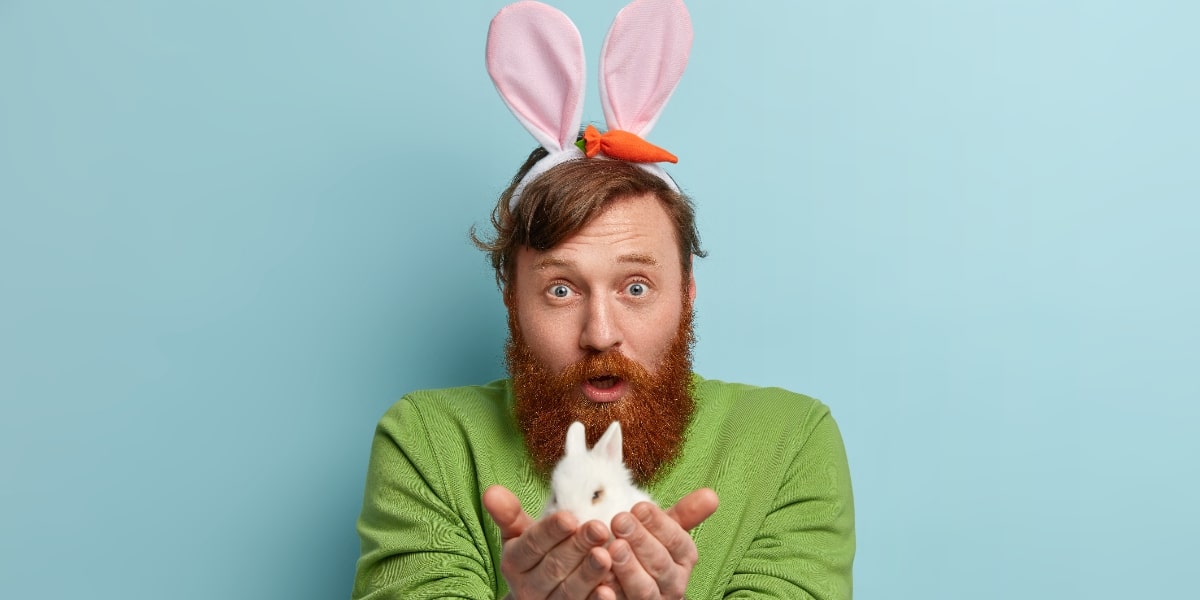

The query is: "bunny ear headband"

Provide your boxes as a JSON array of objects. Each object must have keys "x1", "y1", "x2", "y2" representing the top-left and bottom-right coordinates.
[{"x1": 486, "y1": 0, "x2": 693, "y2": 210}]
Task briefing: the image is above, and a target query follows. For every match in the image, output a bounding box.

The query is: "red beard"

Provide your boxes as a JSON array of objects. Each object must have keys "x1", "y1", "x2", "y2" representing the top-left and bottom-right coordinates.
[{"x1": 507, "y1": 301, "x2": 696, "y2": 485}]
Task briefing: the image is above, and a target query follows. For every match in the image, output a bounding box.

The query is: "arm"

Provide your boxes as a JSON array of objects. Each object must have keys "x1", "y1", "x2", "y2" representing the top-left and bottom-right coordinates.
[
  {"x1": 353, "y1": 396, "x2": 621, "y2": 600},
  {"x1": 352, "y1": 397, "x2": 496, "y2": 599},
  {"x1": 724, "y1": 411, "x2": 856, "y2": 599}
]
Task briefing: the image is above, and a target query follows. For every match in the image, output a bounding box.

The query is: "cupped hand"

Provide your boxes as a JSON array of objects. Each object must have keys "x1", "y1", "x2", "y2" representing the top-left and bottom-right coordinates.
[
  {"x1": 483, "y1": 485, "x2": 620, "y2": 600},
  {"x1": 605, "y1": 488, "x2": 719, "y2": 600}
]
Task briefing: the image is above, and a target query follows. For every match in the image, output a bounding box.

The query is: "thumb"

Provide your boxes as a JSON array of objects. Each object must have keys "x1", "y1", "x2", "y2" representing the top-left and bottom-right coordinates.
[
  {"x1": 667, "y1": 487, "x2": 719, "y2": 531},
  {"x1": 483, "y1": 485, "x2": 533, "y2": 541}
]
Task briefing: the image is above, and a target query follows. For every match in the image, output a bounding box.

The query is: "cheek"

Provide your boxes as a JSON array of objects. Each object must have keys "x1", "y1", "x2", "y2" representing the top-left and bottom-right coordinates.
[
  {"x1": 639, "y1": 302, "x2": 685, "y2": 361},
  {"x1": 517, "y1": 308, "x2": 576, "y2": 371}
]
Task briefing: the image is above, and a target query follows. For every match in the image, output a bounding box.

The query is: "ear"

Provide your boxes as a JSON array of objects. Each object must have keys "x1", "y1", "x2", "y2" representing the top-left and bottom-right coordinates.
[
  {"x1": 594, "y1": 421, "x2": 624, "y2": 463},
  {"x1": 486, "y1": 1, "x2": 586, "y2": 152},
  {"x1": 502, "y1": 284, "x2": 515, "y2": 310},
  {"x1": 565, "y1": 421, "x2": 587, "y2": 456},
  {"x1": 598, "y1": 0, "x2": 693, "y2": 136},
  {"x1": 687, "y1": 271, "x2": 697, "y2": 302}
]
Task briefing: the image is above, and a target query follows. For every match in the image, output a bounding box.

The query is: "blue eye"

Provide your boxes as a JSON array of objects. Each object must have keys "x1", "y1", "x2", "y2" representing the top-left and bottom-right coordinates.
[
  {"x1": 627, "y1": 283, "x2": 646, "y2": 296},
  {"x1": 551, "y1": 285, "x2": 570, "y2": 298}
]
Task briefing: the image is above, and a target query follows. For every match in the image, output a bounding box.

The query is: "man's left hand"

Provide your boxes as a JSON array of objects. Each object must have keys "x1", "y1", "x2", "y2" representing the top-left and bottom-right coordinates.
[{"x1": 605, "y1": 488, "x2": 719, "y2": 599}]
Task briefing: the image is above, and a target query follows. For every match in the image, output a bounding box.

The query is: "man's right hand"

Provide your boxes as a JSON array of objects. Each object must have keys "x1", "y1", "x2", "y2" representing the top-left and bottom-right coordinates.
[{"x1": 483, "y1": 485, "x2": 618, "y2": 600}]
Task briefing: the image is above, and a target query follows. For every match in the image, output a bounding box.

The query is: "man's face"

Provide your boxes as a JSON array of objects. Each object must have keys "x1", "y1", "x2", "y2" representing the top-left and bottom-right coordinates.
[
  {"x1": 506, "y1": 192, "x2": 698, "y2": 483},
  {"x1": 511, "y1": 192, "x2": 696, "y2": 393}
]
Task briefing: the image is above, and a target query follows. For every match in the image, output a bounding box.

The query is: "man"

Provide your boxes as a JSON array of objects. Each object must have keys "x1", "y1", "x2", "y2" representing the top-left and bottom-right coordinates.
[{"x1": 351, "y1": 147, "x2": 856, "y2": 599}]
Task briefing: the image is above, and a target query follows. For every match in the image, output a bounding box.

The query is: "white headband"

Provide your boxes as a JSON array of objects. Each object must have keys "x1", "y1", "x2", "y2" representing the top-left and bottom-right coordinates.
[{"x1": 486, "y1": 0, "x2": 693, "y2": 211}]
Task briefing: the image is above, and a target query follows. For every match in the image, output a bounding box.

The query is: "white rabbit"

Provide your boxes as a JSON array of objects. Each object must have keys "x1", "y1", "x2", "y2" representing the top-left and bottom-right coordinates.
[{"x1": 542, "y1": 421, "x2": 654, "y2": 527}]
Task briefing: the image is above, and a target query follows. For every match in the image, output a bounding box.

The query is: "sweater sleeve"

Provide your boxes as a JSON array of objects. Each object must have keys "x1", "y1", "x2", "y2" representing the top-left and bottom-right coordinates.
[
  {"x1": 352, "y1": 395, "x2": 499, "y2": 600},
  {"x1": 724, "y1": 409, "x2": 856, "y2": 599}
]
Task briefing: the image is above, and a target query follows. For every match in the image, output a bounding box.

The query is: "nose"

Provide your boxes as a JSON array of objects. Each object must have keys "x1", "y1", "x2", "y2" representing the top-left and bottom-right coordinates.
[{"x1": 579, "y1": 295, "x2": 622, "y2": 353}]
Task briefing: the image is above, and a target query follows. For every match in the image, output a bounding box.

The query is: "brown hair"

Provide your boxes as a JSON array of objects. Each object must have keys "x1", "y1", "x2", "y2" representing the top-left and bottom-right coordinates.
[{"x1": 472, "y1": 146, "x2": 706, "y2": 291}]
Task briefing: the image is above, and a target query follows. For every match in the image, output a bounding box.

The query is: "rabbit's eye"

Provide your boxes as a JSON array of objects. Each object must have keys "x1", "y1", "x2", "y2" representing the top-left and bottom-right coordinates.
[{"x1": 591, "y1": 488, "x2": 605, "y2": 505}]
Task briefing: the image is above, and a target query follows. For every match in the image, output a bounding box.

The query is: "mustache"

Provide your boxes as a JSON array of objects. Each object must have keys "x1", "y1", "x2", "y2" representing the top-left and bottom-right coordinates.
[{"x1": 561, "y1": 350, "x2": 652, "y2": 388}]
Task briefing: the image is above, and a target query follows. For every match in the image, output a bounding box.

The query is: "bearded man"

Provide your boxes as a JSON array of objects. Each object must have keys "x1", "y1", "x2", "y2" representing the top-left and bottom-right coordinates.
[{"x1": 351, "y1": 149, "x2": 856, "y2": 600}]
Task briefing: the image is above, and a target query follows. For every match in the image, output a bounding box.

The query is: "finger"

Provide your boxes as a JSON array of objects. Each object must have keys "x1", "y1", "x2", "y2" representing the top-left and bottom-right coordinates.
[
  {"x1": 600, "y1": 570, "x2": 619, "y2": 591},
  {"x1": 505, "y1": 510, "x2": 580, "y2": 574},
  {"x1": 596, "y1": 568, "x2": 622, "y2": 599},
  {"x1": 666, "y1": 487, "x2": 719, "y2": 531},
  {"x1": 590, "y1": 583, "x2": 618, "y2": 600},
  {"x1": 536, "y1": 520, "x2": 610, "y2": 593},
  {"x1": 482, "y1": 485, "x2": 534, "y2": 542},
  {"x1": 613, "y1": 511, "x2": 684, "y2": 594},
  {"x1": 554, "y1": 545, "x2": 612, "y2": 600},
  {"x1": 633, "y1": 502, "x2": 698, "y2": 568},
  {"x1": 607, "y1": 536, "x2": 660, "y2": 599}
]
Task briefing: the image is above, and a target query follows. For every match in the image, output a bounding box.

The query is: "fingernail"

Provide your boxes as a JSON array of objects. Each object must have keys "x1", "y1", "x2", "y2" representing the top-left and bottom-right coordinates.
[
  {"x1": 633, "y1": 504, "x2": 653, "y2": 523},
  {"x1": 584, "y1": 523, "x2": 606, "y2": 544},
  {"x1": 554, "y1": 514, "x2": 576, "y2": 536},
  {"x1": 612, "y1": 544, "x2": 630, "y2": 564},
  {"x1": 614, "y1": 514, "x2": 635, "y2": 536},
  {"x1": 589, "y1": 553, "x2": 604, "y2": 570}
]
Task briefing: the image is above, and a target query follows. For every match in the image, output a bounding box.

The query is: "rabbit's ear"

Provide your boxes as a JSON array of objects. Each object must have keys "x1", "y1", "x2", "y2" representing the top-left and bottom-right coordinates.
[
  {"x1": 598, "y1": 0, "x2": 693, "y2": 137},
  {"x1": 594, "y1": 421, "x2": 624, "y2": 463},
  {"x1": 486, "y1": 1, "x2": 586, "y2": 152},
  {"x1": 565, "y1": 421, "x2": 588, "y2": 456}
]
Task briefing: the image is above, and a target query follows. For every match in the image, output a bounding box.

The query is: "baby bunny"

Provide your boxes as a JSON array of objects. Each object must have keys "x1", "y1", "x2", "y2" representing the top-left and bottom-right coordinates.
[{"x1": 542, "y1": 421, "x2": 654, "y2": 527}]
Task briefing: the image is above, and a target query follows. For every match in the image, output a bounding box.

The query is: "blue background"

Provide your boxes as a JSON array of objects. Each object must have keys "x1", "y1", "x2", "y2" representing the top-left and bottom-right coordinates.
[{"x1": 2, "y1": 1, "x2": 1197, "y2": 597}]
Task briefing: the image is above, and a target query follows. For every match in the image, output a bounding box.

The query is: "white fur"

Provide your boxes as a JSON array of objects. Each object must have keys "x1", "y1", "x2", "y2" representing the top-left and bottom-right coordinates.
[{"x1": 542, "y1": 421, "x2": 654, "y2": 527}]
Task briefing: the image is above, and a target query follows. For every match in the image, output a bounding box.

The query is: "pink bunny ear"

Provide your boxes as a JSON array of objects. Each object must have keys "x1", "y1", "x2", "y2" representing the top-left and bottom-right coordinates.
[
  {"x1": 598, "y1": 0, "x2": 693, "y2": 136},
  {"x1": 486, "y1": 1, "x2": 586, "y2": 151}
]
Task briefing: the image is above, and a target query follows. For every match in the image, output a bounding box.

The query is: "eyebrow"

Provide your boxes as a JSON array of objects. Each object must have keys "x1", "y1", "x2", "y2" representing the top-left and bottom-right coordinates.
[
  {"x1": 532, "y1": 253, "x2": 660, "y2": 271},
  {"x1": 618, "y1": 253, "x2": 659, "y2": 266},
  {"x1": 533, "y1": 257, "x2": 574, "y2": 271}
]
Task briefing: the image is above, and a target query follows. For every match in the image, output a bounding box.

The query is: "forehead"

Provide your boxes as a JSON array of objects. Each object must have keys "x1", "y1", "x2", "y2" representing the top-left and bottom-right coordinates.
[{"x1": 520, "y1": 194, "x2": 681, "y2": 270}]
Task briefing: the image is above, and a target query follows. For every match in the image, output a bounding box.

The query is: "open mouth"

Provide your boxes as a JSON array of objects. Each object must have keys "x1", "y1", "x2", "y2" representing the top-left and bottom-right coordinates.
[
  {"x1": 582, "y1": 374, "x2": 626, "y2": 403},
  {"x1": 588, "y1": 375, "x2": 620, "y2": 389}
]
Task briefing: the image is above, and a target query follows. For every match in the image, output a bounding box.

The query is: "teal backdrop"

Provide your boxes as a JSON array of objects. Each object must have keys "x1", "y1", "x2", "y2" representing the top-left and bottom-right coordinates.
[{"x1": 2, "y1": 1, "x2": 1197, "y2": 598}]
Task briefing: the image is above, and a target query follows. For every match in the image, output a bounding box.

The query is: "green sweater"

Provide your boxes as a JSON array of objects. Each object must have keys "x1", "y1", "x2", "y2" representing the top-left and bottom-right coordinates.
[{"x1": 353, "y1": 375, "x2": 855, "y2": 599}]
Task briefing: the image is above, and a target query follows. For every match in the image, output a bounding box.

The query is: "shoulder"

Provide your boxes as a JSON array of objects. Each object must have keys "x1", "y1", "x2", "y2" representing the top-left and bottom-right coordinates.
[
  {"x1": 686, "y1": 374, "x2": 841, "y2": 463},
  {"x1": 693, "y1": 374, "x2": 832, "y2": 430},
  {"x1": 371, "y1": 379, "x2": 537, "y2": 508},
  {"x1": 657, "y1": 375, "x2": 848, "y2": 512},
  {"x1": 376, "y1": 378, "x2": 517, "y2": 443},
  {"x1": 383, "y1": 378, "x2": 511, "y2": 417}
]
